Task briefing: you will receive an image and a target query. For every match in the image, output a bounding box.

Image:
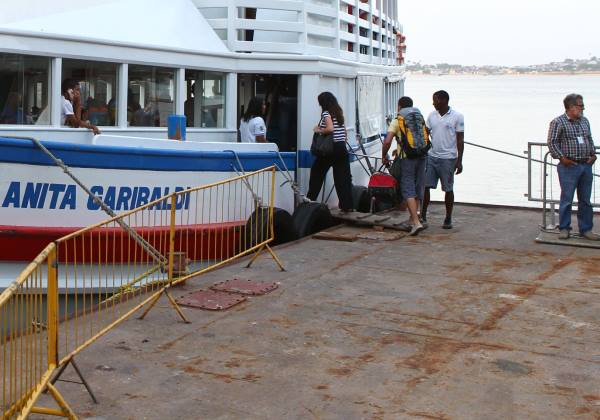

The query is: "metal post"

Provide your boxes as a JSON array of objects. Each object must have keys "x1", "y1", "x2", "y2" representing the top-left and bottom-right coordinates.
[
  {"x1": 47, "y1": 245, "x2": 58, "y2": 368},
  {"x1": 269, "y1": 167, "x2": 276, "y2": 242},
  {"x1": 117, "y1": 63, "x2": 128, "y2": 128},
  {"x1": 175, "y1": 68, "x2": 185, "y2": 115},
  {"x1": 168, "y1": 195, "x2": 177, "y2": 284},
  {"x1": 542, "y1": 152, "x2": 550, "y2": 229},
  {"x1": 526, "y1": 143, "x2": 532, "y2": 199},
  {"x1": 50, "y1": 58, "x2": 62, "y2": 127}
]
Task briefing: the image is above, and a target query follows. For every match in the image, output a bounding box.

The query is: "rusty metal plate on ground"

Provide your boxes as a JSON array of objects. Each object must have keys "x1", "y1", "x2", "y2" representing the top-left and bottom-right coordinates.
[
  {"x1": 176, "y1": 290, "x2": 246, "y2": 310},
  {"x1": 210, "y1": 278, "x2": 279, "y2": 296}
]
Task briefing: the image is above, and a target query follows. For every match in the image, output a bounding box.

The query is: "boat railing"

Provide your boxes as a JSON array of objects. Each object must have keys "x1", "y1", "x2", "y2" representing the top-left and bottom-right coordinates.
[
  {"x1": 465, "y1": 141, "x2": 600, "y2": 232},
  {"x1": 526, "y1": 142, "x2": 600, "y2": 230},
  {"x1": 0, "y1": 166, "x2": 285, "y2": 419},
  {"x1": 197, "y1": 0, "x2": 400, "y2": 65}
]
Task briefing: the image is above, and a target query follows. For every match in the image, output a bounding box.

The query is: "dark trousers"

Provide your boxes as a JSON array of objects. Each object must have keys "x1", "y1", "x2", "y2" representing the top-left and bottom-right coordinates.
[{"x1": 307, "y1": 141, "x2": 353, "y2": 210}]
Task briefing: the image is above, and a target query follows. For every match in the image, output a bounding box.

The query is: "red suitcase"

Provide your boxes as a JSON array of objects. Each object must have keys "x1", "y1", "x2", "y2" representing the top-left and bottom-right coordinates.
[{"x1": 367, "y1": 170, "x2": 399, "y2": 212}]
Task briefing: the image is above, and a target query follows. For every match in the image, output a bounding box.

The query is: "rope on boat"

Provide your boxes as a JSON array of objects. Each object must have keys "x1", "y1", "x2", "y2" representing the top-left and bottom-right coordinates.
[
  {"x1": 227, "y1": 150, "x2": 264, "y2": 209},
  {"x1": 19, "y1": 136, "x2": 168, "y2": 266},
  {"x1": 354, "y1": 133, "x2": 376, "y2": 175},
  {"x1": 272, "y1": 150, "x2": 310, "y2": 204}
]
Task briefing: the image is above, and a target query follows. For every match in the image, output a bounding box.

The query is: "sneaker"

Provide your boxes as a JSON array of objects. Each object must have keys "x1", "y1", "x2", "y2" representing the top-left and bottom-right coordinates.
[
  {"x1": 442, "y1": 218, "x2": 453, "y2": 229},
  {"x1": 558, "y1": 229, "x2": 570, "y2": 240},
  {"x1": 581, "y1": 231, "x2": 600, "y2": 241},
  {"x1": 409, "y1": 223, "x2": 424, "y2": 236},
  {"x1": 395, "y1": 220, "x2": 412, "y2": 232}
]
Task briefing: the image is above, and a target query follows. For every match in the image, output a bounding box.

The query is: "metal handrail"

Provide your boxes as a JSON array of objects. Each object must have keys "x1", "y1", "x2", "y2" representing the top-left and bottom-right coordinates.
[{"x1": 528, "y1": 144, "x2": 600, "y2": 204}]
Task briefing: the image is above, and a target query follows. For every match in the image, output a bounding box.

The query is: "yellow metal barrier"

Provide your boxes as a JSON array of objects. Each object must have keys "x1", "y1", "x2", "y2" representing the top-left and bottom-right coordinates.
[
  {"x1": 0, "y1": 244, "x2": 76, "y2": 419},
  {"x1": 1, "y1": 166, "x2": 283, "y2": 419}
]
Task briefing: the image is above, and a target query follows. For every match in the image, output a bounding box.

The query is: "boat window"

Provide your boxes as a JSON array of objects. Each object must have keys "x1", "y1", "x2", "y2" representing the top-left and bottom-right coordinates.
[
  {"x1": 62, "y1": 59, "x2": 119, "y2": 126},
  {"x1": 128, "y1": 65, "x2": 175, "y2": 127},
  {"x1": 184, "y1": 70, "x2": 226, "y2": 128},
  {"x1": 0, "y1": 53, "x2": 50, "y2": 125}
]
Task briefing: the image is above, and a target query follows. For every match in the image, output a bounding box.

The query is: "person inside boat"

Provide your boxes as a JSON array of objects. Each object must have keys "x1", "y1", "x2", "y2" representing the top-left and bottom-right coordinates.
[
  {"x1": 61, "y1": 78, "x2": 101, "y2": 134},
  {"x1": 131, "y1": 96, "x2": 160, "y2": 127},
  {"x1": 239, "y1": 96, "x2": 266, "y2": 143},
  {"x1": 184, "y1": 82, "x2": 195, "y2": 127},
  {"x1": 307, "y1": 91, "x2": 353, "y2": 212},
  {"x1": 0, "y1": 92, "x2": 27, "y2": 124}
]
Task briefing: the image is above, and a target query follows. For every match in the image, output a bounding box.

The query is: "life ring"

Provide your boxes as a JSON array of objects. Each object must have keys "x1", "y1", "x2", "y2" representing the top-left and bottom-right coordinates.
[
  {"x1": 244, "y1": 207, "x2": 297, "y2": 248},
  {"x1": 352, "y1": 185, "x2": 371, "y2": 213},
  {"x1": 292, "y1": 202, "x2": 334, "y2": 238}
]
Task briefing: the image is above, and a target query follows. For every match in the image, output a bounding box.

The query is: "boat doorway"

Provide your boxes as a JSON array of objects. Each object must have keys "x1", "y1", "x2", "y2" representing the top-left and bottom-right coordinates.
[{"x1": 237, "y1": 74, "x2": 298, "y2": 152}]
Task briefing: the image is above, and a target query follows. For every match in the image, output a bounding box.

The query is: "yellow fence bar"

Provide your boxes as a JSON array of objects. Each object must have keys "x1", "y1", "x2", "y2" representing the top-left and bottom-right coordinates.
[
  {"x1": 1, "y1": 244, "x2": 55, "y2": 419},
  {"x1": 47, "y1": 246, "x2": 58, "y2": 369},
  {"x1": 1, "y1": 165, "x2": 284, "y2": 419},
  {"x1": 168, "y1": 194, "x2": 177, "y2": 284}
]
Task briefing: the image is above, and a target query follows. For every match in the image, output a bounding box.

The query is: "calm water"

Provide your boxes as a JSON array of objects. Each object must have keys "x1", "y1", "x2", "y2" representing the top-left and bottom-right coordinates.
[{"x1": 405, "y1": 74, "x2": 600, "y2": 207}]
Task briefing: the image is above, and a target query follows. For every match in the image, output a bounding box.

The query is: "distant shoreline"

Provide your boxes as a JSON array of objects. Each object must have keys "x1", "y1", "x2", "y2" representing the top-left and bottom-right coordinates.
[{"x1": 408, "y1": 71, "x2": 600, "y2": 77}]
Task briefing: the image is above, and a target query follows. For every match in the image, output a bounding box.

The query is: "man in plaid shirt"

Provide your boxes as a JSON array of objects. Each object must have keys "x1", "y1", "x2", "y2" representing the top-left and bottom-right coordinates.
[{"x1": 547, "y1": 93, "x2": 598, "y2": 240}]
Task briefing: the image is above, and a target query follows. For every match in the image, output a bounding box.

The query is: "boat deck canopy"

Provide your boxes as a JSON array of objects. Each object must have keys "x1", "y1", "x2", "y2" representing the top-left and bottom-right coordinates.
[{"x1": 0, "y1": 0, "x2": 229, "y2": 54}]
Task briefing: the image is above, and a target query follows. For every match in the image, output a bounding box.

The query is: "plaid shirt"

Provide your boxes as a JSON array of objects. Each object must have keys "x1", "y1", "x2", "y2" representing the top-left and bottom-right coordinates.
[{"x1": 547, "y1": 113, "x2": 595, "y2": 160}]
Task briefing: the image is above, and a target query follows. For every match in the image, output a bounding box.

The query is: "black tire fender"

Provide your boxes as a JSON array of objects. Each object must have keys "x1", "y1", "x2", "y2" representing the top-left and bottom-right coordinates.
[
  {"x1": 352, "y1": 185, "x2": 371, "y2": 213},
  {"x1": 292, "y1": 202, "x2": 334, "y2": 238},
  {"x1": 245, "y1": 207, "x2": 296, "y2": 248}
]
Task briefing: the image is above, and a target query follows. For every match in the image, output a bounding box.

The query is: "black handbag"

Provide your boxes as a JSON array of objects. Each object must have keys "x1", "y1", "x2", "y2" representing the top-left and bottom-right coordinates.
[
  {"x1": 310, "y1": 132, "x2": 334, "y2": 157},
  {"x1": 389, "y1": 157, "x2": 402, "y2": 180}
]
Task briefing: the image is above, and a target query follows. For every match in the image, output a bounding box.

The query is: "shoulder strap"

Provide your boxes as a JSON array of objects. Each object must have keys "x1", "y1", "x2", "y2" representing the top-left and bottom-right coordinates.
[{"x1": 397, "y1": 116, "x2": 407, "y2": 135}]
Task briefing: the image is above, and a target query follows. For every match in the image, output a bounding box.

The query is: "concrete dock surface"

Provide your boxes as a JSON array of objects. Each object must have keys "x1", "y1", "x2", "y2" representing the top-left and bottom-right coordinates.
[{"x1": 33, "y1": 205, "x2": 600, "y2": 419}]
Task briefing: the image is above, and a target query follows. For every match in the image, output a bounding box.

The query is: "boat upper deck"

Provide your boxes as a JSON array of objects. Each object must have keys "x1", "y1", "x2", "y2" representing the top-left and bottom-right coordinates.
[{"x1": 33, "y1": 204, "x2": 600, "y2": 419}]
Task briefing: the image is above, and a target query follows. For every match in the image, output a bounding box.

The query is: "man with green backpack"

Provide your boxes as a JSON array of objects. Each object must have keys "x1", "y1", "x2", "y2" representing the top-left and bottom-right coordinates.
[{"x1": 382, "y1": 96, "x2": 431, "y2": 236}]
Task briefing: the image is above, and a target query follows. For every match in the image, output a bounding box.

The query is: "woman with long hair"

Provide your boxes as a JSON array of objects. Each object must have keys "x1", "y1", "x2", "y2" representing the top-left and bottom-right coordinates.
[
  {"x1": 307, "y1": 91, "x2": 353, "y2": 211},
  {"x1": 239, "y1": 96, "x2": 266, "y2": 143}
]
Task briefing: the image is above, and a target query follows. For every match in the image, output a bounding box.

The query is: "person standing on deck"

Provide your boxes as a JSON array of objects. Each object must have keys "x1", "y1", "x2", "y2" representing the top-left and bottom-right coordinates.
[
  {"x1": 421, "y1": 90, "x2": 464, "y2": 229},
  {"x1": 306, "y1": 91, "x2": 353, "y2": 212},
  {"x1": 547, "y1": 93, "x2": 598, "y2": 240},
  {"x1": 239, "y1": 96, "x2": 267, "y2": 143},
  {"x1": 382, "y1": 96, "x2": 427, "y2": 236}
]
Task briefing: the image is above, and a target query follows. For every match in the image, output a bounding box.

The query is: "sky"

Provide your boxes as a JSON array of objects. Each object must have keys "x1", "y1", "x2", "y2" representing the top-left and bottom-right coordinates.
[{"x1": 398, "y1": 0, "x2": 600, "y2": 66}]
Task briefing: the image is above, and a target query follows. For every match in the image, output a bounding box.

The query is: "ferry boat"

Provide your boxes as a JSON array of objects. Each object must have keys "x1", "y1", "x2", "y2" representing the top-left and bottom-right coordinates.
[{"x1": 0, "y1": 0, "x2": 406, "y2": 270}]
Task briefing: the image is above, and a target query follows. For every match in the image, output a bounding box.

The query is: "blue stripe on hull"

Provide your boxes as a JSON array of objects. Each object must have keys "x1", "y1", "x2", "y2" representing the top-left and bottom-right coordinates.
[
  {"x1": 0, "y1": 136, "x2": 381, "y2": 172},
  {"x1": 0, "y1": 137, "x2": 297, "y2": 172}
]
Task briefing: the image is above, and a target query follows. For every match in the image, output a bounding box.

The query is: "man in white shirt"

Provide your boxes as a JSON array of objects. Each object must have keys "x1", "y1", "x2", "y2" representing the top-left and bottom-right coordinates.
[
  {"x1": 421, "y1": 90, "x2": 464, "y2": 229},
  {"x1": 61, "y1": 79, "x2": 101, "y2": 134}
]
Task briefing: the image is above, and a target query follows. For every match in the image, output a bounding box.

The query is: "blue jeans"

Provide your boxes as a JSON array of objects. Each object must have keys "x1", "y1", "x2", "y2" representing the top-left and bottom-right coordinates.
[{"x1": 557, "y1": 162, "x2": 593, "y2": 233}]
